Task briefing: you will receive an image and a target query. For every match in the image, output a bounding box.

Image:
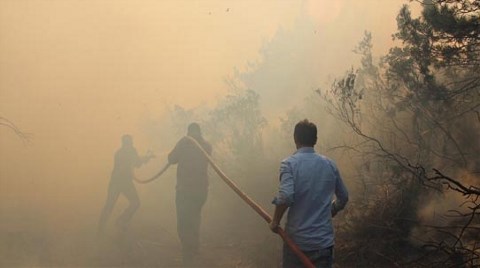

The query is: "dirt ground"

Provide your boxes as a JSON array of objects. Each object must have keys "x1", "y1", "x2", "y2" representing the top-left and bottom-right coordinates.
[
  {"x1": 0, "y1": 224, "x2": 282, "y2": 267},
  {"x1": 0, "y1": 201, "x2": 282, "y2": 267}
]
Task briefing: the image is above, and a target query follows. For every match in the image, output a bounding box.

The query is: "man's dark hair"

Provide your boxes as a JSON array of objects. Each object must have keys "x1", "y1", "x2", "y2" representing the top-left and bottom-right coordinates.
[
  {"x1": 294, "y1": 119, "x2": 317, "y2": 146},
  {"x1": 187, "y1": 122, "x2": 202, "y2": 137},
  {"x1": 121, "y1": 134, "x2": 133, "y2": 147}
]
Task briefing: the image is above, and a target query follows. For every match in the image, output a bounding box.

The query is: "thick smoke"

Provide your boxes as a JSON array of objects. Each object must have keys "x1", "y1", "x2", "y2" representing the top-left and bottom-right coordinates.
[{"x1": 5, "y1": 1, "x2": 463, "y2": 267}]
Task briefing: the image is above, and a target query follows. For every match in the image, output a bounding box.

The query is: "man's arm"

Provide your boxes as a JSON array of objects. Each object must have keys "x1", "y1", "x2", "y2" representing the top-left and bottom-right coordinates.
[
  {"x1": 168, "y1": 138, "x2": 184, "y2": 165},
  {"x1": 331, "y1": 162, "x2": 349, "y2": 217},
  {"x1": 133, "y1": 149, "x2": 144, "y2": 168},
  {"x1": 270, "y1": 204, "x2": 288, "y2": 233},
  {"x1": 205, "y1": 142, "x2": 212, "y2": 156},
  {"x1": 270, "y1": 160, "x2": 295, "y2": 233}
]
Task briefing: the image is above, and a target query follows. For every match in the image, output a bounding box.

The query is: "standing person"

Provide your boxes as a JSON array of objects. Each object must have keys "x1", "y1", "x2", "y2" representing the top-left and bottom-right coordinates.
[
  {"x1": 168, "y1": 122, "x2": 212, "y2": 265},
  {"x1": 98, "y1": 134, "x2": 154, "y2": 234},
  {"x1": 270, "y1": 119, "x2": 349, "y2": 268}
]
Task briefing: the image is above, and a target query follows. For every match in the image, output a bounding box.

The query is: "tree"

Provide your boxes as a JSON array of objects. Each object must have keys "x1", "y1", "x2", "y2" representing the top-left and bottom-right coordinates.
[
  {"x1": 0, "y1": 116, "x2": 30, "y2": 143},
  {"x1": 166, "y1": 81, "x2": 267, "y2": 172},
  {"x1": 321, "y1": 1, "x2": 479, "y2": 266},
  {"x1": 206, "y1": 83, "x2": 267, "y2": 171}
]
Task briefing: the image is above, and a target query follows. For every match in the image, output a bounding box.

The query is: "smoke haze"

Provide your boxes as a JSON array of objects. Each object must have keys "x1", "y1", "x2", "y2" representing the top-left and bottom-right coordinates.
[{"x1": 1, "y1": 0, "x2": 424, "y2": 266}]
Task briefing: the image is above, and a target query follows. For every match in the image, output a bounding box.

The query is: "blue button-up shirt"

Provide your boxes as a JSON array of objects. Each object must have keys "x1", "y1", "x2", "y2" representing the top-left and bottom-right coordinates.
[{"x1": 273, "y1": 147, "x2": 349, "y2": 250}]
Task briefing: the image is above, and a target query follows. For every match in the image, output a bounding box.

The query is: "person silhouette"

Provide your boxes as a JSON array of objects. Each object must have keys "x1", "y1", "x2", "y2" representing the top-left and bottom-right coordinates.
[
  {"x1": 98, "y1": 134, "x2": 154, "y2": 234},
  {"x1": 168, "y1": 123, "x2": 212, "y2": 265},
  {"x1": 270, "y1": 120, "x2": 349, "y2": 268}
]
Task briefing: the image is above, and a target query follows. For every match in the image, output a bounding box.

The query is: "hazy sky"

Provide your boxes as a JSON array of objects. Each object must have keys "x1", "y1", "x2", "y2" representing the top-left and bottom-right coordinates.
[{"x1": 0, "y1": 0, "x2": 415, "y2": 227}]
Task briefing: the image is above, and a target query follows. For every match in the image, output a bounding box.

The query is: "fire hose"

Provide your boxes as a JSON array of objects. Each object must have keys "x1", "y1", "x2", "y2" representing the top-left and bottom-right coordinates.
[
  {"x1": 134, "y1": 162, "x2": 170, "y2": 184},
  {"x1": 135, "y1": 136, "x2": 315, "y2": 268}
]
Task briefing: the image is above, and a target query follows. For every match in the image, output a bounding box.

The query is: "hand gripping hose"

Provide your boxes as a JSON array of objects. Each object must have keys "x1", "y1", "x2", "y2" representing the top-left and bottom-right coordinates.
[{"x1": 185, "y1": 136, "x2": 315, "y2": 268}]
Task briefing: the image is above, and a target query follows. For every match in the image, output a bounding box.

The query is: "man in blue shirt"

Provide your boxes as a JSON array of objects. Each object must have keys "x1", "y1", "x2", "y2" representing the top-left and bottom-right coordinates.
[{"x1": 270, "y1": 119, "x2": 349, "y2": 268}]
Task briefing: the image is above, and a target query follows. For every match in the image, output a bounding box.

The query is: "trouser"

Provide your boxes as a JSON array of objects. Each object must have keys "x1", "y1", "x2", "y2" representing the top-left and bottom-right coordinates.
[
  {"x1": 175, "y1": 190, "x2": 207, "y2": 259},
  {"x1": 98, "y1": 180, "x2": 140, "y2": 232},
  {"x1": 283, "y1": 243, "x2": 334, "y2": 268}
]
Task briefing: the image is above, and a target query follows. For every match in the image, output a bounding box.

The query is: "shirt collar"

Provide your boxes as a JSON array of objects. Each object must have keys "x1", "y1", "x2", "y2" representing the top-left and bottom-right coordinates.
[{"x1": 295, "y1": 147, "x2": 315, "y2": 154}]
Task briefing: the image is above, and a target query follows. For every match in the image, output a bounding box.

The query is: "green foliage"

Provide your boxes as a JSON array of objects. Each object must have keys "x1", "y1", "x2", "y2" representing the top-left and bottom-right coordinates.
[
  {"x1": 207, "y1": 87, "x2": 267, "y2": 163},
  {"x1": 168, "y1": 83, "x2": 267, "y2": 172},
  {"x1": 324, "y1": 1, "x2": 479, "y2": 266},
  {"x1": 387, "y1": 0, "x2": 479, "y2": 103},
  {"x1": 168, "y1": 105, "x2": 196, "y2": 137},
  {"x1": 422, "y1": 0, "x2": 480, "y2": 67}
]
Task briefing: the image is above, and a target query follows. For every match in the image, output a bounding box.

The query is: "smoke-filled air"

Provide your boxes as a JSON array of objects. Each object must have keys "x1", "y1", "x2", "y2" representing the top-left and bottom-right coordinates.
[{"x1": 1, "y1": 0, "x2": 479, "y2": 267}]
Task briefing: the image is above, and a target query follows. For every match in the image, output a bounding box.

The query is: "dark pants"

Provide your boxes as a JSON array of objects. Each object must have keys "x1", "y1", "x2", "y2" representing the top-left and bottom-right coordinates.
[
  {"x1": 98, "y1": 180, "x2": 140, "y2": 233},
  {"x1": 283, "y1": 244, "x2": 333, "y2": 268},
  {"x1": 175, "y1": 189, "x2": 207, "y2": 261}
]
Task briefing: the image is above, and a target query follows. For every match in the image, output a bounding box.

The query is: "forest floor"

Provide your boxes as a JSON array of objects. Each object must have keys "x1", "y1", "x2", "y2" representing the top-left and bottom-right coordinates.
[{"x1": 0, "y1": 218, "x2": 283, "y2": 267}]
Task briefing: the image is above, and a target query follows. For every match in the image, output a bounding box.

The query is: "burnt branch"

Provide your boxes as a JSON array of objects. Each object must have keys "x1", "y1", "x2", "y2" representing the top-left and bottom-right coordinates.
[{"x1": 0, "y1": 116, "x2": 31, "y2": 143}]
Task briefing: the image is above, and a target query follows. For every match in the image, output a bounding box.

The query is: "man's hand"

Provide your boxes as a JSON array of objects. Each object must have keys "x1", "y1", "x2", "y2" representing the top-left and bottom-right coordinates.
[
  {"x1": 270, "y1": 204, "x2": 288, "y2": 234},
  {"x1": 269, "y1": 221, "x2": 280, "y2": 233},
  {"x1": 331, "y1": 209, "x2": 337, "y2": 218},
  {"x1": 144, "y1": 150, "x2": 156, "y2": 162},
  {"x1": 331, "y1": 201, "x2": 338, "y2": 218}
]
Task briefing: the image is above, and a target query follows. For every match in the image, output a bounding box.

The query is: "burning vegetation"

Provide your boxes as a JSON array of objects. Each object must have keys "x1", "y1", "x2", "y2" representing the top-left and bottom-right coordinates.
[{"x1": 1, "y1": 0, "x2": 479, "y2": 267}]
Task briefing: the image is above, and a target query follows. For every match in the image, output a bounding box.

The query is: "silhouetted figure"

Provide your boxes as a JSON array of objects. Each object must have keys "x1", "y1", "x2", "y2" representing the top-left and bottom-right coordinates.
[
  {"x1": 168, "y1": 123, "x2": 212, "y2": 265},
  {"x1": 98, "y1": 135, "x2": 154, "y2": 234}
]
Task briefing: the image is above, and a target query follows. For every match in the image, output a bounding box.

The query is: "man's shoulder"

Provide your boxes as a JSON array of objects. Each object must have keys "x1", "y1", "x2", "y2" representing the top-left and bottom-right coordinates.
[
  {"x1": 203, "y1": 140, "x2": 212, "y2": 149},
  {"x1": 290, "y1": 152, "x2": 336, "y2": 166},
  {"x1": 176, "y1": 136, "x2": 193, "y2": 147},
  {"x1": 179, "y1": 136, "x2": 212, "y2": 152},
  {"x1": 316, "y1": 154, "x2": 339, "y2": 170},
  {"x1": 282, "y1": 153, "x2": 296, "y2": 163},
  {"x1": 282, "y1": 153, "x2": 305, "y2": 165},
  {"x1": 315, "y1": 153, "x2": 332, "y2": 162},
  {"x1": 179, "y1": 136, "x2": 189, "y2": 143}
]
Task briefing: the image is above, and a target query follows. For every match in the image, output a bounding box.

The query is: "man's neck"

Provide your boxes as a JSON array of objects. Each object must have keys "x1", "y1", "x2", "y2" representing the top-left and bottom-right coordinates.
[{"x1": 296, "y1": 144, "x2": 313, "y2": 150}]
